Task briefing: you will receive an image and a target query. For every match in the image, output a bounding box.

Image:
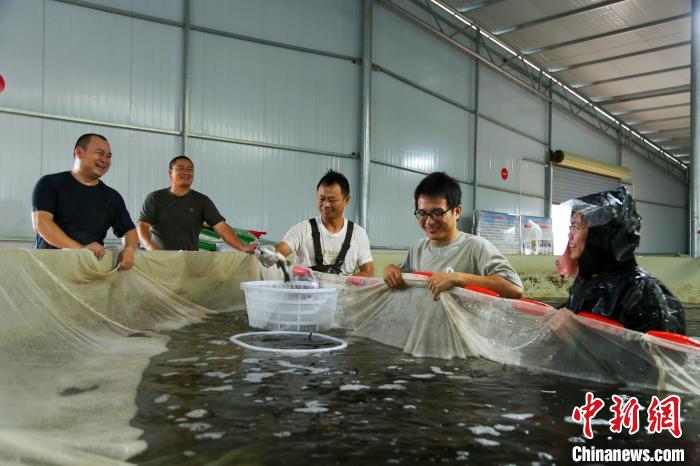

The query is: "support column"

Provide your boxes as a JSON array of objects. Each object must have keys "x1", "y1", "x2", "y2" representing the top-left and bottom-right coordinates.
[
  {"x1": 471, "y1": 29, "x2": 480, "y2": 216},
  {"x1": 544, "y1": 84, "x2": 553, "y2": 218},
  {"x1": 359, "y1": 0, "x2": 373, "y2": 228},
  {"x1": 692, "y1": 0, "x2": 700, "y2": 256},
  {"x1": 180, "y1": 0, "x2": 191, "y2": 156}
]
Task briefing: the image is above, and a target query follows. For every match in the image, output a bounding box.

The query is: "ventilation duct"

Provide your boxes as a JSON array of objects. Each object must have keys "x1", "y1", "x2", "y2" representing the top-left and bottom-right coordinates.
[{"x1": 550, "y1": 150, "x2": 631, "y2": 180}]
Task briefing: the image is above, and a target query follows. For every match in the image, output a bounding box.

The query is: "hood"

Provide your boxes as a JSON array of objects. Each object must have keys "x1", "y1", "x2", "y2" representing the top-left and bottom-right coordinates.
[{"x1": 571, "y1": 186, "x2": 641, "y2": 278}]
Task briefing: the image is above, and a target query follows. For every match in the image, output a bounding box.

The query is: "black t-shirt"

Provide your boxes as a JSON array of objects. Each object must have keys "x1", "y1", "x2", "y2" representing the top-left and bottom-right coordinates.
[
  {"x1": 32, "y1": 171, "x2": 135, "y2": 249},
  {"x1": 138, "y1": 188, "x2": 225, "y2": 251}
]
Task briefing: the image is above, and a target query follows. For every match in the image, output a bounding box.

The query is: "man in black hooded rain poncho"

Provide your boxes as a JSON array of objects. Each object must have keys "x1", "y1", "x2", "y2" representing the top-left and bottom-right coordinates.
[{"x1": 554, "y1": 186, "x2": 685, "y2": 335}]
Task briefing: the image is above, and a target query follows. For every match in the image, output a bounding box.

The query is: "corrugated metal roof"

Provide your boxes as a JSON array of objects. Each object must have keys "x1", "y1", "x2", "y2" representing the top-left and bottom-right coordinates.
[{"x1": 446, "y1": 0, "x2": 692, "y2": 163}]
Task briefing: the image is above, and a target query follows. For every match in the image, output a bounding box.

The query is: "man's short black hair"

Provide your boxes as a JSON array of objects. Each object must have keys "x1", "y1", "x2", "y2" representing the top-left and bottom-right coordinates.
[
  {"x1": 169, "y1": 155, "x2": 193, "y2": 170},
  {"x1": 317, "y1": 169, "x2": 350, "y2": 197},
  {"x1": 414, "y1": 172, "x2": 462, "y2": 210},
  {"x1": 74, "y1": 133, "x2": 108, "y2": 151}
]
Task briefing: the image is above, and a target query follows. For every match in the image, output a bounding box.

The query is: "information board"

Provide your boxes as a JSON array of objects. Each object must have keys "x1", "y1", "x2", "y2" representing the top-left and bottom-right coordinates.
[{"x1": 474, "y1": 211, "x2": 553, "y2": 255}]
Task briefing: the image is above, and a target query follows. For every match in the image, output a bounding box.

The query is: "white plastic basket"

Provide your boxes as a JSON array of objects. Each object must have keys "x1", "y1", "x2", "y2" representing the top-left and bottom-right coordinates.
[{"x1": 240, "y1": 280, "x2": 339, "y2": 332}]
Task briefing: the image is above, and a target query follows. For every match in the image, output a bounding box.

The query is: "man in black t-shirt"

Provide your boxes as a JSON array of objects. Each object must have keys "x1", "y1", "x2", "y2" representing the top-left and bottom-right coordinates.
[
  {"x1": 137, "y1": 156, "x2": 255, "y2": 253},
  {"x1": 31, "y1": 133, "x2": 138, "y2": 270}
]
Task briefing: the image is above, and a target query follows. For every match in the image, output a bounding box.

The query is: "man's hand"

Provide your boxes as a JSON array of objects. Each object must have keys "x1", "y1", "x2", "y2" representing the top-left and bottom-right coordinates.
[
  {"x1": 82, "y1": 242, "x2": 106, "y2": 260},
  {"x1": 426, "y1": 272, "x2": 456, "y2": 300},
  {"x1": 240, "y1": 244, "x2": 256, "y2": 254},
  {"x1": 117, "y1": 246, "x2": 136, "y2": 270},
  {"x1": 383, "y1": 264, "x2": 405, "y2": 289}
]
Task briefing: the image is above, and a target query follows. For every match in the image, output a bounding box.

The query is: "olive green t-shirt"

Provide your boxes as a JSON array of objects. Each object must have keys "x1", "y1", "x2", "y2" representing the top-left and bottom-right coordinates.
[
  {"x1": 400, "y1": 231, "x2": 523, "y2": 288},
  {"x1": 139, "y1": 188, "x2": 225, "y2": 251}
]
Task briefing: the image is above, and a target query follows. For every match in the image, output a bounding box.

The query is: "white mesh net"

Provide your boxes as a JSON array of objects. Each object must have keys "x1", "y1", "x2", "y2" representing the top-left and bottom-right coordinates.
[{"x1": 0, "y1": 251, "x2": 697, "y2": 464}]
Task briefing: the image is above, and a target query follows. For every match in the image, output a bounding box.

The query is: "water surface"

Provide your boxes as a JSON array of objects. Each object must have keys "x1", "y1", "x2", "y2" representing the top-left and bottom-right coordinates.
[{"x1": 132, "y1": 306, "x2": 699, "y2": 465}]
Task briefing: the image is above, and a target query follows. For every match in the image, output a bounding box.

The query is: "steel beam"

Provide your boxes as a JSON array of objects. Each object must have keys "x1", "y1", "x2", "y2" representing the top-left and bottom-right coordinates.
[
  {"x1": 493, "y1": 0, "x2": 628, "y2": 36},
  {"x1": 524, "y1": 13, "x2": 690, "y2": 55},
  {"x1": 593, "y1": 85, "x2": 691, "y2": 105},
  {"x1": 549, "y1": 42, "x2": 690, "y2": 73},
  {"x1": 454, "y1": 0, "x2": 509, "y2": 13},
  {"x1": 629, "y1": 115, "x2": 690, "y2": 125},
  {"x1": 571, "y1": 65, "x2": 690, "y2": 89},
  {"x1": 360, "y1": 0, "x2": 373, "y2": 229},
  {"x1": 612, "y1": 102, "x2": 690, "y2": 116}
]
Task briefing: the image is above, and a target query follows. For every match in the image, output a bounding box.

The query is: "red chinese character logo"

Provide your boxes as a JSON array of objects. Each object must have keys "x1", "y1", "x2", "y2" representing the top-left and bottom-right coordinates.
[
  {"x1": 572, "y1": 391, "x2": 605, "y2": 439},
  {"x1": 609, "y1": 395, "x2": 641, "y2": 434},
  {"x1": 647, "y1": 395, "x2": 682, "y2": 438}
]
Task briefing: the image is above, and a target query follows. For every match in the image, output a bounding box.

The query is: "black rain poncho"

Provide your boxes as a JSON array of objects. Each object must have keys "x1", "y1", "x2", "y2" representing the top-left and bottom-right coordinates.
[{"x1": 561, "y1": 187, "x2": 686, "y2": 334}]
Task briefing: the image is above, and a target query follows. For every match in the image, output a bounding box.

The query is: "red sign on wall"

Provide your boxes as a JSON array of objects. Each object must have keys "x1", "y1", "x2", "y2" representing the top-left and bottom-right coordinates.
[{"x1": 501, "y1": 167, "x2": 509, "y2": 181}]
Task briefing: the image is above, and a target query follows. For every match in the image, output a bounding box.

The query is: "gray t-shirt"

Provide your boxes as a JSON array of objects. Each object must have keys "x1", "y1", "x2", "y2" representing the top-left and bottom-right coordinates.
[
  {"x1": 139, "y1": 188, "x2": 225, "y2": 251},
  {"x1": 400, "y1": 231, "x2": 523, "y2": 288}
]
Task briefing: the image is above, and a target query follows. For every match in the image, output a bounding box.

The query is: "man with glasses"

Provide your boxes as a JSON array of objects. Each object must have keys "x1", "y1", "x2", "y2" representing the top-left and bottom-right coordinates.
[
  {"x1": 383, "y1": 172, "x2": 523, "y2": 299},
  {"x1": 137, "y1": 155, "x2": 255, "y2": 253},
  {"x1": 276, "y1": 169, "x2": 374, "y2": 276}
]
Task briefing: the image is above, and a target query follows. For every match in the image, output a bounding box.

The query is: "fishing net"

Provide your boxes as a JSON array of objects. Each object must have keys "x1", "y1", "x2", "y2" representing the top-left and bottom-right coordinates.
[
  {"x1": 316, "y1": 273, "x2": 700, "y2": 396},
  {"x1": 0, "y1": 251, "x2": 697, "y2": 464},
  {"x1": 0, "y1": 249, "x2": 267, "y2": 465}
]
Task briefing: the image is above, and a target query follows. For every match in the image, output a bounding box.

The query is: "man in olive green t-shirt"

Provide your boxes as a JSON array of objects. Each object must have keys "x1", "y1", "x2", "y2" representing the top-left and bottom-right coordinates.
[{"x1": 137, "y1": 156, "x2": 255, "y2": 253}]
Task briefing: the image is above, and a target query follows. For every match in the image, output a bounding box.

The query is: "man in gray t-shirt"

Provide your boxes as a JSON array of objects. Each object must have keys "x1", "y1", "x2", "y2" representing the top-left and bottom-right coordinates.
[
  {"x1": 137, "y1": 156, "x2": 255, "y2": 253},
  {"x1": 384, "y1": 172, "x2": 523, "y2": 300}
]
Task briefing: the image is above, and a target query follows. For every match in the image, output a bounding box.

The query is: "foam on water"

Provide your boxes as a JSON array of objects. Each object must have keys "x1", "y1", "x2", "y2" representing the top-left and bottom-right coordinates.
[
  {"x1": 340, "y1": 384, "x2": 370, "y2": 391},
  {"x1": 468, "y1": 426, "x2": 501, "y2": 436},
  {"x1": 185, "y1": 409, "x2": 208, "y2": 419},
  {"x1": 243, "y1": 372, "x2": 274, "y2": 383},
  {"x1": 474, "y1": 438, "x2": 500, "y2": 447},
  {"x1": 501, "y1": 413, "x2": 533, "y2": 421},
  {"x1": 294, "y1": 400, "x2": 328, "y2": 414},
  {"x1": 201, "y1": 385, "x2": 233, "y2": 392}
]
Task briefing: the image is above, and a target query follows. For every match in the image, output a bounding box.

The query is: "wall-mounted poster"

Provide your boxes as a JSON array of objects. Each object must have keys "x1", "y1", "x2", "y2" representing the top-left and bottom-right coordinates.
[
  {"x1": 473, "y1": 211, "x2": 520, "y2": 254},
  {"x1": 474, "y1": 211, "x2": 553, "y2": 255},
  {"x1": 520, "y1": 216, "x2": 553, "y2": 255}
]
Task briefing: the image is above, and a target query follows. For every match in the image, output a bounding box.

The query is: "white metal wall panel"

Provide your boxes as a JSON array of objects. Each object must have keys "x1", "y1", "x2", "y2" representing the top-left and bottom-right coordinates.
[
  {"x1": 367, "y1": 163, "x2": 473, "y2": 248},
  {"x1": 374, "y1": 3, "x2": 474, "y2": 109},
  {"x1": 0, "y1": 114, "x2": 43, "y2": 237},
  {"x1": 636, "y1": 203, "x2": 687, "y2": 255},
  {"x1": 0, "y1": 0, "x2": 44, "y2": 112},
  {"x1": 621, "y1": 148, "x2": 687, "y2": 207},
  {"x1": 191, "y1": 0, "x2": 361, "y2": 57},
  {"x1": 189, "y1": 32, "x2": 359, "y2": 155},
  {"x1": 372, "y1": 73, "x2": 472, "y2": 177},
  {"x1": 44, "y1": 1, "x2": 132, "y2": 123},
  {"x1": 126, "y1": 131, "x2": 183, "y2": 220},
  {"x1": 478, "y1": 67, "x2": 547, "y2": 142},
  {"x1": 129, "y1": 21, "x2": 183, "y2": 130},
  {"x1": 190, "y1": 139, "x2": 359, "y2": 241},
  {"x1": 82, "y1": 0, "x2": 184, "y2": 21},
  {"x1": 476, "y1": 187, "x2": 545, "y2": 218},
  {"x1": 476, "y1": 118, "x2": 546, "y2": 197},
  {"x1": 551, "y1": 108, "x2": 617, "y2": 164}
]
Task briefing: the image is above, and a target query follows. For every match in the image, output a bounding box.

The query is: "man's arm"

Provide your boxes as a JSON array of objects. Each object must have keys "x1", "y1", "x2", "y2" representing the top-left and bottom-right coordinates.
[
  {"x1": 427, "y1": 272, "x2": 523, "y2": 299},
  {"x1": 117, "y1": 229, "x2": 138, "y2": 270},
  {"x1": 213, "y1": 221, "x2": 255, "y2": 253},
  {"x1": 276, "y1": 241, "x2": 293, "y2": 257},
  {"x1": 355, "y1": 261, "x2": 374, "y2": 278},
  {"x1": 136, "y1": 221, "x2": 160, "y2": 251},
  {"x1": 32, "y1": 210, "x2": 105, "y2": 259}
]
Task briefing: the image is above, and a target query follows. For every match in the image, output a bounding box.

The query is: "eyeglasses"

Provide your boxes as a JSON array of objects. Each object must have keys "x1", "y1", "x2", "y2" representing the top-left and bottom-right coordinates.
[{"x1": 414, "y1": 209, "x2": 451, "y2": 222}]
